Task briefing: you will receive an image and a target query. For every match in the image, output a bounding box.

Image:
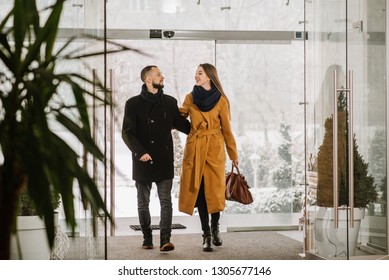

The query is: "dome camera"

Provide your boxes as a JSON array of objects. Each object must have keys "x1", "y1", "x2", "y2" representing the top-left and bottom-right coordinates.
[{"x1": 163, "y1": 31, "x2": 175, "y2": 38}]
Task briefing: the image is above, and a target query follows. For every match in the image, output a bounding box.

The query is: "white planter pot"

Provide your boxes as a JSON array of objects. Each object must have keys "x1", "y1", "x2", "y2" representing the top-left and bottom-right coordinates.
[
  {"x1": 10, "y1": 214, "x2": 58, "y2": 260},
  {"x1": 314, "y1": 206, "x2": 365, "y2": 258}
]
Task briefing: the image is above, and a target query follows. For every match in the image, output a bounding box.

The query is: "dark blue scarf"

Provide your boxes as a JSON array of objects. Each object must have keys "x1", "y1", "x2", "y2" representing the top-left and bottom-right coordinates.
[
  {"x1": 140, "y1": 84, "x2": 162, "y2": 103},
  {"x1": 192, "y1": 85, "x2": 221, "y2": 112}
]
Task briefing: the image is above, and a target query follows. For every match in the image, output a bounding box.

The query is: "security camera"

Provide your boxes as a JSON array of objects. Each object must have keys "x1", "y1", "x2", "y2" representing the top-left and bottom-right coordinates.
[{"x1": 163, "y1": 31, "x2": 175, "y2": 38}]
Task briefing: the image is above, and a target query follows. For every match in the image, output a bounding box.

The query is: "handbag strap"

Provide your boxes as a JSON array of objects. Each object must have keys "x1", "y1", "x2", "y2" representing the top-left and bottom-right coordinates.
[
  {"x1": 226, "y1": 163, "x2": 239, "y2": 198},
  {"x1": 231, "y1": 163, "x2": 241, "y2": 174}
]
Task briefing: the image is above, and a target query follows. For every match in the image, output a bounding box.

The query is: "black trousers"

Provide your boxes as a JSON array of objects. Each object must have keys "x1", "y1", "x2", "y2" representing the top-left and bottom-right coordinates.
[
  {"x1": 135, "y1": 179, "x2": 172, "y2": 239},
  {"x1": 196, "y1": 177, "x2": 220, "y2": 234}
]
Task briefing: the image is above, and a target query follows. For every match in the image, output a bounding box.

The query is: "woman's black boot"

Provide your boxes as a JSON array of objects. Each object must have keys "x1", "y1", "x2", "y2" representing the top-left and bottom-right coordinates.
[
  {"x1": 202, "y1": 232, "x2": 213, "y2": 252},
  {"x1": 211, "y1": 223, "x2": 222, "y2": 246}
]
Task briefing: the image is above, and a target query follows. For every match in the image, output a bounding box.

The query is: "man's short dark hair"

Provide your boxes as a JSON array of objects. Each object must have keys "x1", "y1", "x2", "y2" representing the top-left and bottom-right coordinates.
[{"x1": 140, "y1": 65, "x2": 157, "y2": 83}]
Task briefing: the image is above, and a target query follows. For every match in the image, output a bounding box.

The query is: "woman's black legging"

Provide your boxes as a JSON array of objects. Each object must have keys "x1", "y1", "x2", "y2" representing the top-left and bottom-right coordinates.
[{"x1": 196, "y1": 177, "x2": 220, "y2": 234}]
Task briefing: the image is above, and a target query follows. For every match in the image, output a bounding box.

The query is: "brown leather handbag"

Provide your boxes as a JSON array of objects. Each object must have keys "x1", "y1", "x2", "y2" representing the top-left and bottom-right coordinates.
[{"x1": 225, "y1": 164, "x2": 253, "y2": 205}]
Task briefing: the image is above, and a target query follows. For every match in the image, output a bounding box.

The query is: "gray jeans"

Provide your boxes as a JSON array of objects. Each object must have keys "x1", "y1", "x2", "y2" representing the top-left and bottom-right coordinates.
[{"x1": 135, "y1": 179, "x2": 173, "y2": 238}]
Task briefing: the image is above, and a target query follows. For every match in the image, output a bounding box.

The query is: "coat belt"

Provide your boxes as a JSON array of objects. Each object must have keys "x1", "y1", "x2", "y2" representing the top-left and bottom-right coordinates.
[{"x1": 188, "y1": 126, "x2": 221, "y2": 192}]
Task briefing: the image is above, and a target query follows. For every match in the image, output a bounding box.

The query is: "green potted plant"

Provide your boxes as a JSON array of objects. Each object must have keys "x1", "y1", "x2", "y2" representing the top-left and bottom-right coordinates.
[
  {"x1": 10, "y1": 187, "x2": 62, "y2": 259},
  {"x1": 315, "y1": 91, "x2": 378, "y2": 257},
  {"x1": 0, "y1": 0, "x2": 134, "y2": 259},
  {"x1": 18, "y1": 187, "x2": 61, "y2": 217}
]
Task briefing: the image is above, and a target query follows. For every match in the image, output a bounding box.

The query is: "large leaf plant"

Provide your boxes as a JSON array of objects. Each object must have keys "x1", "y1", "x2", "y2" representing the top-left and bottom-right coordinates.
[{"x1": 0, "y1": 0, "x2": 134, "y2": 259}]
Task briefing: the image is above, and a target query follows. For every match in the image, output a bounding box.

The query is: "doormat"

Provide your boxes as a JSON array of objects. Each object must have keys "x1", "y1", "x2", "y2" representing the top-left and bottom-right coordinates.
[{"x1": 130, "y1": 224, "x2": 186, "y2": 231}]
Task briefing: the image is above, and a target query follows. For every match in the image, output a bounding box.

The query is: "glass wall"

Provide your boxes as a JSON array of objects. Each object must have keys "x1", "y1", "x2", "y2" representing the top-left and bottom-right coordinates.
[
  {"x1": 305, "y1": 0, "x2": 387, "y2": 259},
  {"x1": 10, "y1": 0, "x2": 377, "y2": 258},
  {"x1": 47, "y1": 0, "x2": 306, "y2": 233},
  {"x1": 106, "y1": 0, "x2": 303, "y2": 31},
  {"x1": 0, "y1": 0, "x2": 107, "y2": 259}
]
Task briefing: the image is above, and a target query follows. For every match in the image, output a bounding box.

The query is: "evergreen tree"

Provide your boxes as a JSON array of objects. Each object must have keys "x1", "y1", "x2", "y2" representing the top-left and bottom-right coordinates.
[
  {"x1": 172, "y1": 130, "x2": 184, "y2": 177},
  {"x1": 317, "y1": 92, "x2": 378, "y2": 207},
  {"x1": 272, "y1": 122, "x2": 292, "y2": 189},
  {"x1": 369, "y1": 130, "x2": 386, "y2": 184}
]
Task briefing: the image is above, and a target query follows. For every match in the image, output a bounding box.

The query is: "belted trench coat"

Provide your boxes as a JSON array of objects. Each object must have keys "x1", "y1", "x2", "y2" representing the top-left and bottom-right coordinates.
[{"x1": 178, "y1": 93, "x2": 238, "y2": 215}]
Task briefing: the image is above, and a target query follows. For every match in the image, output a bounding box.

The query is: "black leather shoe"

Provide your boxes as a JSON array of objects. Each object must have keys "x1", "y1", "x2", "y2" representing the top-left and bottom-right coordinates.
[
  {"x1": 160, "y1": 233, "x2": 175, "y2": 252},
  {"x1": 202, "y1": 234, "x2": 213, "y2": 252},
  {"x1": 211, "y1": 224, "x2": 222, "y2": 246},
  {"x1": 160, "y1": 242, "x2": 175, "y2": 252}
]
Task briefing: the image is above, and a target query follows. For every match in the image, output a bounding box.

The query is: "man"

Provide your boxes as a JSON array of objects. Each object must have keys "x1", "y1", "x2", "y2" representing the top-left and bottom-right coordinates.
[{"x1": 122, "y1": 65, "x2": 190, "y2": 251}]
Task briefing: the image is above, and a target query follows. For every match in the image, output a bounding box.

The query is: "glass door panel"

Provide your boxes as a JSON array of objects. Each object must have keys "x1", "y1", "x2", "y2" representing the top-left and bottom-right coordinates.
[
  {"x1": 216, "y1": 40, "x2": 305, "y2": 231},
  {"x1": 70, "y1": 0, "x2": 106, "y2": 259},
  {"x1": 305, "y1": 0, "x2": 349, "y2": 259},
  {"x1": 87, "y1": 0, "x2": 114, "y2": 259},
  {"x1": 347, "y1": 0, "x2": 387, "y2": 257},
  {"x1": 305, "y1": 0, "x2": 387, "y2": 259}
]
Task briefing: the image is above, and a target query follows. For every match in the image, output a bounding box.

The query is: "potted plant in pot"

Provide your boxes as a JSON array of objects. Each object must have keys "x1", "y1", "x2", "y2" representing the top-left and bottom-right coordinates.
[
  {"x1": 315, "y1": 91, "x2": 378, "y2": 258},
  {"x1": 10, "y1": 187, "x2": 62, "y2": 259},
  {"x1": 0, "y1": 0, "x2": 137, "y2": 259}
]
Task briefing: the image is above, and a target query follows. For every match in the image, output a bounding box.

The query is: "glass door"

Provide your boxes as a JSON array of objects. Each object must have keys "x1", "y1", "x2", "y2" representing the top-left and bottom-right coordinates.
[
  {"x1": 103, "y1": 0, "x2": 306, "y2": 238},
  {"x1": 305, "y1": 0, "x2": 387, "y2": 259},
  {"x1": 109, "y1": 37, "x2": 305, "y2": 233},
  {"x1": 110, "y1": 39, "x2": 216, "y2": 224},
  {"x1": 65, "y1": 0, "x2": 107, "y2": 259},
  {"x1": 83, "y1": 0, "x2": 115, "y2": 259},
  {"x1": 216, "y1": 40, "x2": 305, "y2": 231}
]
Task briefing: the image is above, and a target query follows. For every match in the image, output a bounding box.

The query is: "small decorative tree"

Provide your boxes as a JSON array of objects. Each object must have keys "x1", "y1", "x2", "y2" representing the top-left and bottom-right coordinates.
[{"x1": 317, "y1": 92, "x2": 378, "y2": 208}]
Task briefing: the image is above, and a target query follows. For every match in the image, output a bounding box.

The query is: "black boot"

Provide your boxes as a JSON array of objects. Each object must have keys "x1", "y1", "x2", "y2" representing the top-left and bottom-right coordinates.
[
  {"x1": 202, "y1": 232, "x2": 213, "y2": 252},
  {"x1": 211, "y1": 223, "x2": 222, "y2": 246},
  {"x1": 142, "y1": 229, "x2": 153, "y2": 249}
]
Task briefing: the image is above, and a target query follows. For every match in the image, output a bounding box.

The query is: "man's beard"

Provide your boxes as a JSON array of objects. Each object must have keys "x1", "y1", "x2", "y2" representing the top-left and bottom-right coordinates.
[{"x1": 152, "y1": 82, "x2": 164, "y2": 89}]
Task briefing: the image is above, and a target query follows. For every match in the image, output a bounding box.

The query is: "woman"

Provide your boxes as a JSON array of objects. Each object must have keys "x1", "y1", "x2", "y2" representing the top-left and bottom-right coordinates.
[{"x1": 179, "y1": 63, "x2": 239, "y2": 252}]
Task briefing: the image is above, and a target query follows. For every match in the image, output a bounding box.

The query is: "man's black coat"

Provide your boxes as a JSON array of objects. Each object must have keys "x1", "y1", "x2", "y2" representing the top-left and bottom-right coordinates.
[{"x1": 122, "y1": 93, "x2": 189, "y2": 182}]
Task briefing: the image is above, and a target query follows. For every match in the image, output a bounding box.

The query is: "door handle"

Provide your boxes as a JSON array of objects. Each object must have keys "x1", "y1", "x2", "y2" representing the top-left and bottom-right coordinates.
[
  {"x1": 348, "y1": 71, "x2": 354, "y2": 227},
  {"x1": 333, "y1": 69, "x2": 354, "y2": 228}
]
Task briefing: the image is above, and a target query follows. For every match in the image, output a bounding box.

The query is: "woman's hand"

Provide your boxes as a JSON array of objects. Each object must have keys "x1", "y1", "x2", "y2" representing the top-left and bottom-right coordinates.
[{"x1": 232, "y1": 159, "x2": 239, "y2": 167}]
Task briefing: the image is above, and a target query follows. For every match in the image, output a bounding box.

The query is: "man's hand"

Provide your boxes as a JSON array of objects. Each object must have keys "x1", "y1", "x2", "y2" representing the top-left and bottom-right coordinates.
[{"x1": 140, "y1": 153, "x2": 153, "y2": 162}]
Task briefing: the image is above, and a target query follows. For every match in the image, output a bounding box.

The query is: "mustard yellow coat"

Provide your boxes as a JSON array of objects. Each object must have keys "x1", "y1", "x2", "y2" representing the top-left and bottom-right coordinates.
[{"x1": 178, "y1": 93, "x2": 238, "y2": 215}]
